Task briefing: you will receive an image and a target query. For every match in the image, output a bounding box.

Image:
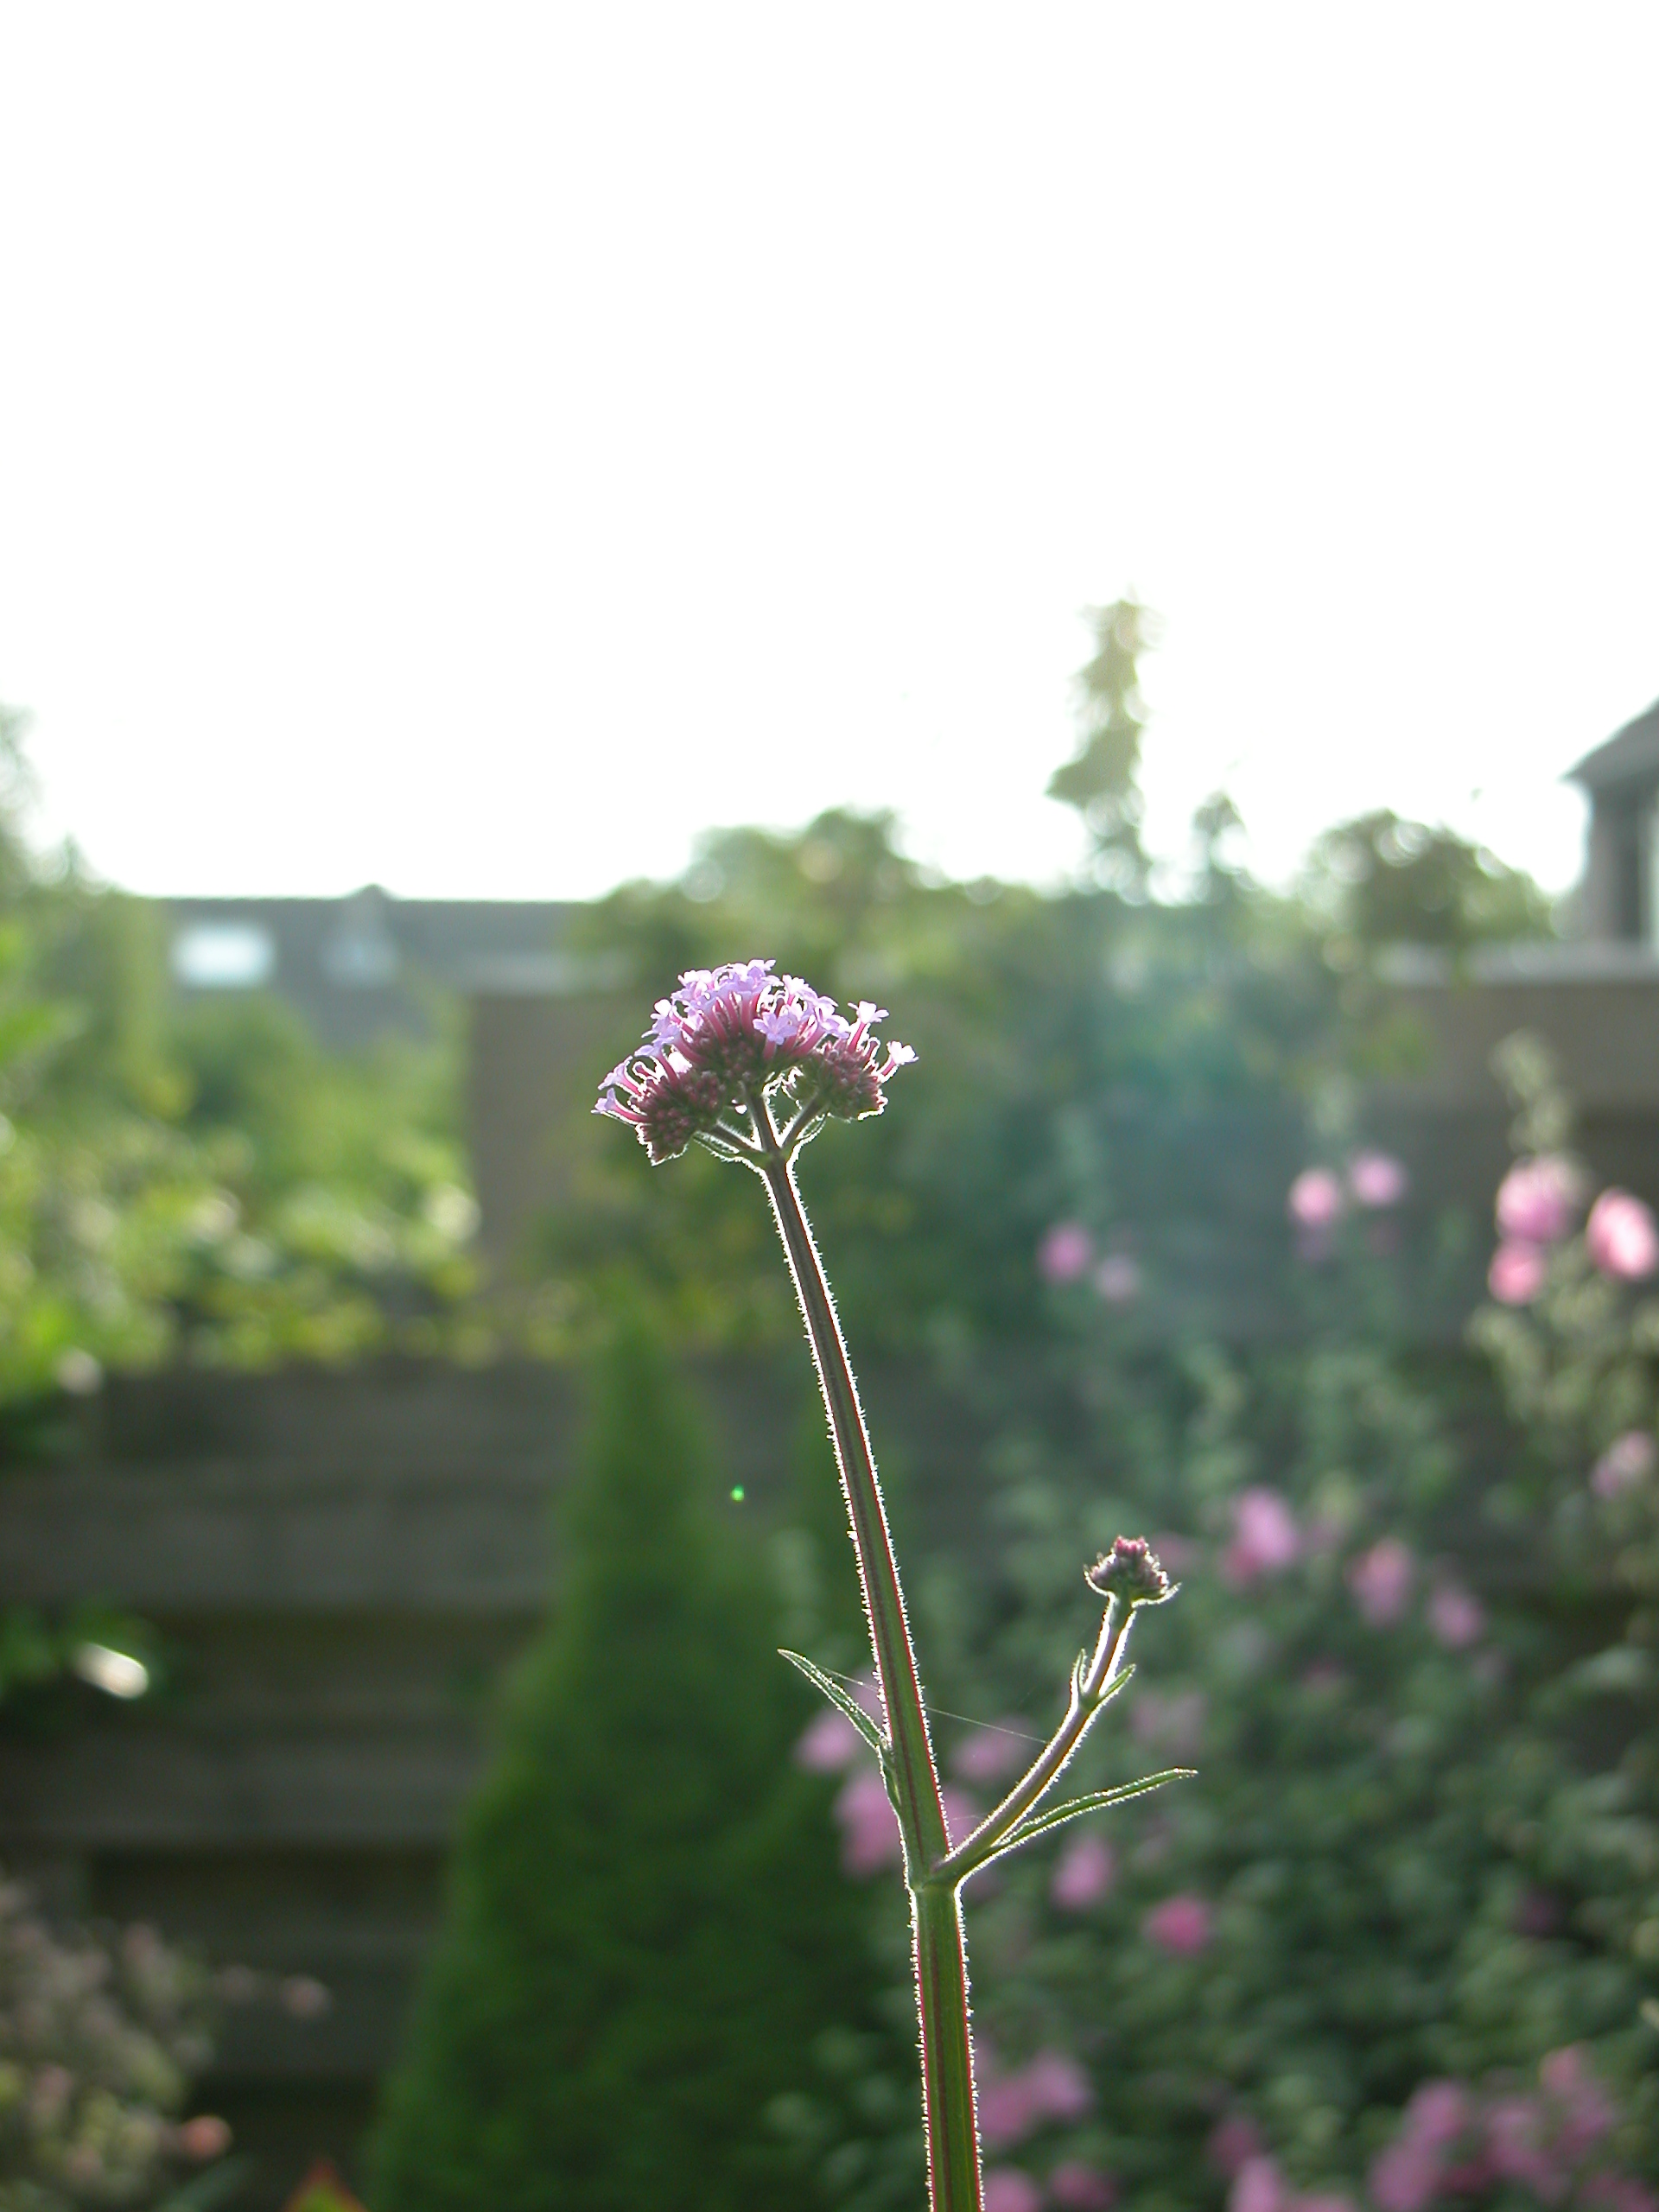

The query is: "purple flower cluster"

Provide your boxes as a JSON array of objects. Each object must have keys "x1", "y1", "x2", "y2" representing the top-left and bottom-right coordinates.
[
  {"x1": 1084, "y1": 1535, "x2": 1173, "y2": 1606},
  {"x1": 594, "y1": 959, "x2": 916, "y2": 1164}
]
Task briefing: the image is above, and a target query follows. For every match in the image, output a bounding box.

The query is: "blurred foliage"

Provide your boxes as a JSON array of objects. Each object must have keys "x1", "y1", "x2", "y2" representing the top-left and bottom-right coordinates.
[
  {"x1": 1304, "y1": 811, "x2": 1555, "y2": 963},
  {"x1": 371, "y1": 1310, "x2": 899, "y2": 2212},
  {"x1": 0, "y1": 702, "x2": 479, "y2": 1428},
  {"x1": 0, "y1": 1872, "x2": 230, "y2": 2211}
]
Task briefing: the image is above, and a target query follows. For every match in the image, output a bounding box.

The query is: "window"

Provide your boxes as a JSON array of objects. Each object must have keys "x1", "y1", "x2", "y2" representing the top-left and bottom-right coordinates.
[{"x1": 171, "y1": 920, "x2": 277, "y2": 989}]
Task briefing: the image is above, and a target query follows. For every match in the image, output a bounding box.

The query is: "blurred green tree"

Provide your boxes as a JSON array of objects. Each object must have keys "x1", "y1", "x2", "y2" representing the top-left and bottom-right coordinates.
[{"x1": 369, "y1": 1312, "x2": 893, "y2": 2212}]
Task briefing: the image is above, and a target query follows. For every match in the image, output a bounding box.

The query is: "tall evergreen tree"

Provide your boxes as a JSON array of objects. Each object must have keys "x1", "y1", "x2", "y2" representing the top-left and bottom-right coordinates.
[{"x1": 370, "y1": 1313, "x2": 886, "y2": 2212}]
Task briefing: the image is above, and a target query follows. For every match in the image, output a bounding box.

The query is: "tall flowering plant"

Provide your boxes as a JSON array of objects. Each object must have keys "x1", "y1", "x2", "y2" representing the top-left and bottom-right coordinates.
[{"x1": 596, "y1": 961, "x2": 1187, "y2": 2212}]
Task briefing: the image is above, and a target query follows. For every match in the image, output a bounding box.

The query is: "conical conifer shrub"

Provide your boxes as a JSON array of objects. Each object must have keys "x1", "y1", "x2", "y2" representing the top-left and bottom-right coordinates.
[{"x1": 370, "y1": 1313, "x2": 884, "y2": 2212}]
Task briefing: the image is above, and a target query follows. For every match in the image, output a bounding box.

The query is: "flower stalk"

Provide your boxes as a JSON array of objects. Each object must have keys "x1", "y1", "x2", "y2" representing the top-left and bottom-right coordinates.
[{"x1": 594, "y1": 960, "x2": 1187, "y2": 2212}]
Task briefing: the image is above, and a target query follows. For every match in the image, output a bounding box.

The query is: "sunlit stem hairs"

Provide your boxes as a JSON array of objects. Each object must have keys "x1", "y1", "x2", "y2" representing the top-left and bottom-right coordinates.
[{"x1": 595, "y1": 960, "x2": 1188, "y2": 2212}]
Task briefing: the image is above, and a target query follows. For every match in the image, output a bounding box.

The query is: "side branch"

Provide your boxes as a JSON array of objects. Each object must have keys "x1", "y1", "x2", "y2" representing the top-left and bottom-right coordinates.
[{"x1": 938, "y1": 1593, "x2": 1138, "y2": 1884}]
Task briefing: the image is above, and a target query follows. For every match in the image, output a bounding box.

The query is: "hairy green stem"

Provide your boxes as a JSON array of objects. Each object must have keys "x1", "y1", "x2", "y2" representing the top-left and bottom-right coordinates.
[{"x1": 759, "y1": 1149, "x2": 983, "y2": 2212}]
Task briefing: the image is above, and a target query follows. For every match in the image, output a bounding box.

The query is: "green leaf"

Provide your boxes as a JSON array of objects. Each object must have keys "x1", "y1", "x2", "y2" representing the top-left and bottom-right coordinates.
[
  {"x1": 966, "y1": 1768, "x2": 1193, "y2": 1876},
  {"x1": 779, "y1": 1648, "x2": 886, "y2": 1754}
]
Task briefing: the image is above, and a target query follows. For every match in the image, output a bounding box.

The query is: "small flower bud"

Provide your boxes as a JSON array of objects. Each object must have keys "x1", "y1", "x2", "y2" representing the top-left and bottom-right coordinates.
[{"x1": 1085, "y1": 1535, "x2": 1173, "y2": 1605}]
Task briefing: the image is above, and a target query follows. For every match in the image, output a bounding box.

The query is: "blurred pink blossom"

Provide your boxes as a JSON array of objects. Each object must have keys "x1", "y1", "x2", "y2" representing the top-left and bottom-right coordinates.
[
  {"x1": 953, "y1": 1723, "x2": 1033, "y2": 1785},
  {"x1": 1586, "y1": 1190, "x2": 1659, "y2": 1281},
  {"x1": 1144, "y1": 1893, "x2": 1211, "y2": 1955},
  {"x1": 1497, "y1": 1155, "x2": 1584, "y2": 1245},
  {"x1": 1592, "y1": 1432, "x2": 1657, "y2": 1498},
  {"x1": 1050, "y1": 2161, "x2": 1117, "y2": 2209},
  {"x1": 983, "y1": 2171, "x2": 1044, "y2": 2212},
  {"x1": 1051, "y1": 1832, "x2": 1116, "y2": 1911},
  {"x1": 834, "y1": 1766, "x2": 902, "y2": 1875},
  {"x1": 1224, "y1": 1488, "x2": 1301, "y2": 1585},
  {"x1": 1297, "y1": 2196, "x2": 1357, "y2": 2212},
  {"x1": 1403, "y1": 2082, "x2": 1473, "y2": 2147},
  {"x1": 1488, "y1": 1240, "x2": 1547, "y2": 1304},
  {"x1": 1022, "y1": 2050, "x2": 1093, "y2": 2124},
  {"x1": 1230, "y1": 2156, "x2": 1287, "y2": 2212},
  {"x1": 1093, "y1": 1254, "x2": 1141, "y2": 1304},
  {"x1": 977, "y1": 2044, "x2": 1092, "y2": 2146},
  {"x1": 1369, "y1": 2139, "x2": 1440, "y2": 2212},
  {"x1": 796, "y1": 1707, "x2": 868, "y2": 1771},
  {"x1": 1039, "y1": 1223, "x2": 1094, "y2": 1284},
  {"x1": 1485, "y1": 2095, "x2": 1558, "y2": 2196},
  {"x1": 1350, "y1": 1151, "x2": 1409, "y2": 1208},
  {"x1": 1348, "y1": 1539, "x2": 1414, "y2": 1627},
  {"x1": 1582, "y1": 2177, "x2": 1659, "y2": 2212},
  {"x1": 1427, "y1": 1581, "x2": 1484, "y2": 1650},
  {"x1": 177, "y1": 2116, "x2": 233, "y2": 2161},
  {"x1": 1541, "y1": 2046, "x2": 1614, "y2": 2158},
  {"x1": 1288, "y1": 1169, "x2": 1344, "y2": 1236}
]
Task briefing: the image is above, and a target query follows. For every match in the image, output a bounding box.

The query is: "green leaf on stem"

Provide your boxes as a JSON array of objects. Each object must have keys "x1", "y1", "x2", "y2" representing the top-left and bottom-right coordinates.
[
  {"x1": 779, "y1": 1648, "x2": 887, "y2": 1755},
  {"x1": 964, "y1": 1768, "x2": 1194, "y2": 1878}
]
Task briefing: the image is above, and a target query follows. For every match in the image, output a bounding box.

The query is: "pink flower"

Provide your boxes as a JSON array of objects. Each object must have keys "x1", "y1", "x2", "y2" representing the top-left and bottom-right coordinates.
[
  {"x1": 1497, "y1": 1155, "x2": 1585, "y2": 1245},
  {"x1": 1298, "y1": 2196, "x2": 1357, "y2": 2212},
  {"x1": 1144, "y1": 1893, "x2": 1211, "y2": 1955},
  {"x1": 953, "y1": 1723, "x2": 1033, "y2": 1785},
  {"x1": 1050, "y1": 2162, "x2": 1117, "y2": 2209},
  {"x1": 1592, "y1": 1432, "x2": 1657, "y2": 1498},
  {"x1": 1040, "y1": 1223, "x2": 1095, "y2": 1284},
  {"x1": 1348, "y1": 1539, "x2": 1414, "y2": 1627},
  {"x1": 983, "y1": 2171, "x2": 1044, "y2": 2212},
  {"x1": 1022, "y1": 2050, "x2": 1093, "y2": 2123},
  {"x1": 177, "y1": 2116, "x2": 233, "y2": 2161},
  {"x1": 834, "y1": 1765, "x2": 902, "y2": 1876},
  {"x1": 1582, "y1": 2178, "x2": 1659, "y2": 2212},
  {"x1": 1230, "y1": 2157, "x2": 1287, "y2": 2212},
  {"x1": 1288, "y1": 1169, "x2": 1344, "y2": 1229},
  {"x1": 1488, "y1": 1240, "x2": 1548, "y2": 1304},
  {"x1": 1369, "y1": 2140, "x2": 1440, "y2": 2212},
  {"x1": 1541, "y1": 2046, "x2": 1613, "y2": 2157},
  {"x1": 1350, "y1": 1151, "x2": 1409, "y2": 1208},
  {"x1": 1051, "y1": 1832, "x2": 1116, "y2": 1911},
  {"x1": 1484, "y1": 2095, "x2": 1560, "y2": 2196},
  {"x1": 1402, "y1": 2081, "x2": 1473, "y2": 2148},
  {"x1": 1093, "y1": 1254, "x2": 1141, "y2": 1304},
  {"x1": 796, "y1": 1707, "x2": 868, "y2": 1771},
  {"x1": 1586, "y1": 1190, "x2": 1659, "y2": 1281},
  {"x1": 1427, "y1": 1581, "x2": 1484, "y2": 1650},
  {"x1": 1224, "y1": 1487, "x2": 1301, "y2": 1584}
]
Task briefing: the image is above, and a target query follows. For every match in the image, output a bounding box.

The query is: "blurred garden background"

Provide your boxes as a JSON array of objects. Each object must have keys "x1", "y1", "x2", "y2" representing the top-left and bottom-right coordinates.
[
  {"x1": 5, "y1": 613, "x2": 1659, "y2": 2212},
  {"x1": 4, "y1": 7, "x2": 1659, "y2": 2211}
]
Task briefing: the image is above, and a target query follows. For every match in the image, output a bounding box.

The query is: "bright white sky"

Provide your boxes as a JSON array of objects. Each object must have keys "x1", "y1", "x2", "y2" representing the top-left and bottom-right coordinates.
[{"x1": 1, "y1": 5, "x2": 1655, "y2": 901}]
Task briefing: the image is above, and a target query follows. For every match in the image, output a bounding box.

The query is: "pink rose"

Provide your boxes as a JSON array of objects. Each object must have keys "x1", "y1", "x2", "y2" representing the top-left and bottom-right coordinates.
[
  {"x1": 1496, "y1": 1155, "x2": 1584, "y2": 1245},
  {"x1": 834, "y1": 1765, "x2": 901, "y2": 1876},
  {"x1": 796, "y1": 1707, "x2": 868, "y2": 1771},
  {"x1": 1224, "y1": 1487, "x2": 1301, "y2": 1584},
  {"x1": 1370, "y1": 2140, "x2": 1440, "y2": 2212},
  {"x1": 1488, "y1": 1240, "x2": 1547, "y2": 1305},
  {"x1": 1350, "y1": 1151, "x2": 1409, "y2": 1208},
  {"x1": 1348, "y1": 1539, "x2": 1414, "y2": 1627},
  {"x1": 1427, "y1": 1582, "x2": 1484, "y2": 1650},
  {"x1": 1586, "y1": 1190, "x2": 1659, "y2": 1281},
  {"x1": 1039, "y1": 1223, "x2": 1094, "y2": 1284},
  {"x1": 1230, "y1": 2157, "x2": 1287, "y2": 2212},
  {"x1": 1288, "y1": 1169, "x2": 1344, "y2": 1229},
  {"x1": 1592, "y1": 1431, "x2": 1657, "y2": 1499},
  {"x1": 1022, "y1": 2050, "x2": 1093, "y2": 2123},
  {"x1": 1051, "y1": 1832, "x2": 1116, "y2": 1911},
  {"x1": 1144, "y1": 1892, "x2": 1211, "y2": 1955},
  {"x1": 983, "y1": 2171, "x2": 1044, "y2": 2212}
]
